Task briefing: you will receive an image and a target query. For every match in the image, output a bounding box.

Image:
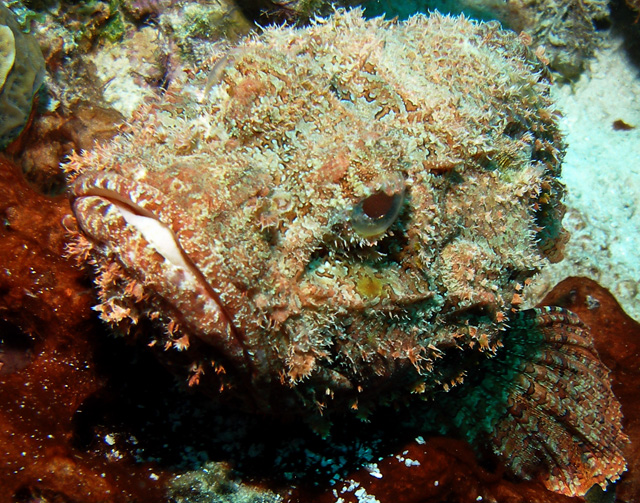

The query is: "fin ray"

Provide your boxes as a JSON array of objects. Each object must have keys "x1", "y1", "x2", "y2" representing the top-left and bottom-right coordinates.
[{"x1": 444, "y1": 306, "x2": 628, "y2": 496}]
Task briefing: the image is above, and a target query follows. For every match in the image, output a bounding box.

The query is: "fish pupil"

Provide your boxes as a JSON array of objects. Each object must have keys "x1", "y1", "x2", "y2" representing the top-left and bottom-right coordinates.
[{"x1": 361, "y1": 191, "x2": 394, "y2": 220}]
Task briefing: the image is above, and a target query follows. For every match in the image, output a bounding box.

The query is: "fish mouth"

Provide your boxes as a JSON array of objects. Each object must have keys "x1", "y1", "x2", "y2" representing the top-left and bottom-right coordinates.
[{"x1": 70, "y1": 172, "x2": 251, "y2": 373}]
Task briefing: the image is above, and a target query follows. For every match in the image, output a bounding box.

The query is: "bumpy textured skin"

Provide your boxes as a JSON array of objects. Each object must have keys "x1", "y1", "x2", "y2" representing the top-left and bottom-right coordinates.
[
  {"x1": 482, "y1": 0, "x2": 609, "y2": 79},
  {"x1": 0, "y1": 3, "x2": 44, "y2": 150},
  {"x1": 65, "y1": 10, "x2": 625, "y2": 496},
  {"x1": 362, "y1": 0, "x2": 610, "y2": 79}
]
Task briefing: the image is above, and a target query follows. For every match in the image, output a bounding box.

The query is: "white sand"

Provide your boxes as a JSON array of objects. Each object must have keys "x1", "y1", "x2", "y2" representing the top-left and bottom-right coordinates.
[{"x1": 527, "y1": 35, "x2": 640, "y2": 321}]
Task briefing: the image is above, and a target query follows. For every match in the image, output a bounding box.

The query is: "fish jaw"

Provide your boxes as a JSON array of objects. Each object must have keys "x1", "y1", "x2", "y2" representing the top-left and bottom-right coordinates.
[{"x1": 69, "y1": 171, "x2": 252, "y2": 374}]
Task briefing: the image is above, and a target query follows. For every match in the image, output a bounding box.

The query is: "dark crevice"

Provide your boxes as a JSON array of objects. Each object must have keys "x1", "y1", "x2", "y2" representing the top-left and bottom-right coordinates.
[{"x1": 0, "y1": 320, "x2": 35, "y2": 375}]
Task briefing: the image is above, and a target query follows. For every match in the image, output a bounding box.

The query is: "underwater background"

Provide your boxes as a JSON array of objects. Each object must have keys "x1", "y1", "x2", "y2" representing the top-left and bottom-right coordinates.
[{"x1": 1, "y1": 0, "x2": 639, "y2": 502}]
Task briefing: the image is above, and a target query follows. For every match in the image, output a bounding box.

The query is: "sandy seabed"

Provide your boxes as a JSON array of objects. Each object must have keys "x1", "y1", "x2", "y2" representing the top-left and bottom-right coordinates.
[{"x1": 528, "y1": 34, "x2": 640, "y2": 322}]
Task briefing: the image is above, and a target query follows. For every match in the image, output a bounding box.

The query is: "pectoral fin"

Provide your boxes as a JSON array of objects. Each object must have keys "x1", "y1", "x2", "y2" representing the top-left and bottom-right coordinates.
[{"x1": 445, "y1": 307, "x2": 628, "y2": 496}]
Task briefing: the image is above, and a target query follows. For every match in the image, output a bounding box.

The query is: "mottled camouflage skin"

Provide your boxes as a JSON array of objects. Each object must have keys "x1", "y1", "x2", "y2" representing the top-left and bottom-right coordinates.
[{"x1": 65, "y1": 11, "x2": 625, "y2": 496}]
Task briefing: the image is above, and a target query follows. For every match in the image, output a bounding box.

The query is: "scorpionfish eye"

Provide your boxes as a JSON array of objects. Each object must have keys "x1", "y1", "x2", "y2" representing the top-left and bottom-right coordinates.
[{"x1": 351, "y1": 172, "x2": 405, "y2": 238}]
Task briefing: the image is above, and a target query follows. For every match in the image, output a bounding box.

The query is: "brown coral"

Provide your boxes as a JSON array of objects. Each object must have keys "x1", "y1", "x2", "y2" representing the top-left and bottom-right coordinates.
[{"x1": 0, "y1": 156, "x2": 167, "y2": 502}]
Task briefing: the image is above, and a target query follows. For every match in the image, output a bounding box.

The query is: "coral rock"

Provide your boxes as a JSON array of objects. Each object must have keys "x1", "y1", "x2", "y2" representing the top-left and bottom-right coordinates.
[{"x1": 0, "y1": 156, "x2": 167, "y2": 502}]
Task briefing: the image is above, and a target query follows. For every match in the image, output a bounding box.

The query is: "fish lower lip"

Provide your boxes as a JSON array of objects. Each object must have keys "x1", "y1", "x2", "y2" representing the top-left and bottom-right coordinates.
[
  {"x1": 73, "y1": 190, "x2": 230, "y2": 322},
  {"x1": 70, "y1": 174, "x2": 250, "y2": 371},
  {"x1": 73, "y1": 187, "x2": 207, "y2": 286}
]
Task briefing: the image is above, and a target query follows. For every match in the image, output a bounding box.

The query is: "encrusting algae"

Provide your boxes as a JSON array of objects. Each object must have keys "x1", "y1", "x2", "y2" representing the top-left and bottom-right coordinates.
[{"x1": 64, "y1": 9, "x2": 627, "y2": 497}]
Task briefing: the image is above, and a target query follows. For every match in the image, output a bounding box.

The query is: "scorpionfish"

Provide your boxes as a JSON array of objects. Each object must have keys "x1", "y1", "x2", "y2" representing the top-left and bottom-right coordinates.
[{"x1": 65, "y1": 9, "x2": 627, "y2": 496}]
